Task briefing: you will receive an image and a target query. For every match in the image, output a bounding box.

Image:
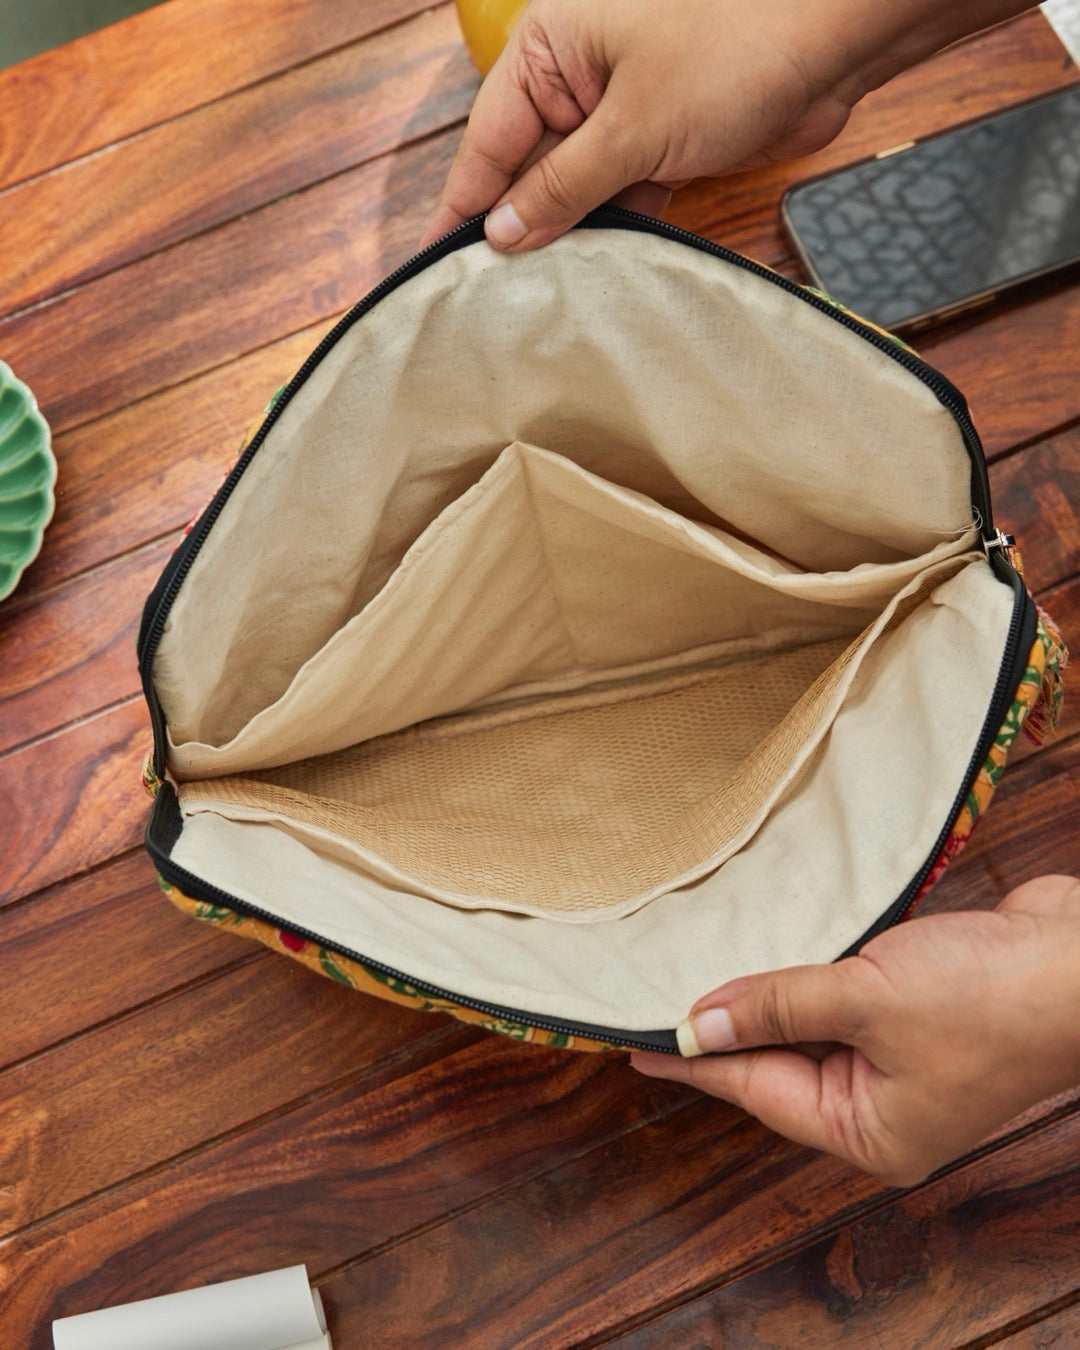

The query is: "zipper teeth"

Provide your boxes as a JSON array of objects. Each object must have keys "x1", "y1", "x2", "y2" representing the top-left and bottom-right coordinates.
[
  {"x1": 148, "y1": 840, "x2": 666, "y2": 1053},
  {"x1": 138, "y1": 206, "x2": 1023, "y2": 1053}
]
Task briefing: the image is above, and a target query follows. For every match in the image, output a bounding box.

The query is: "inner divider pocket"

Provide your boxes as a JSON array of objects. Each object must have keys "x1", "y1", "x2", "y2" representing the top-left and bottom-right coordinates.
[
  {"x1": 178, "y1": 549, "x2": 975, "y2": 921},
  {"x1": 170, "y1": 441, "x2": 972, "y2": 780}
]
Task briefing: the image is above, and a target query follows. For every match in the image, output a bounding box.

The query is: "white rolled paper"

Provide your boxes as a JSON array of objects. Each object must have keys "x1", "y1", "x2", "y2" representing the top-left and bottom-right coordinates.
[{"x1": 52, "y1": 1263, "x2": 332, "y2": 1350}]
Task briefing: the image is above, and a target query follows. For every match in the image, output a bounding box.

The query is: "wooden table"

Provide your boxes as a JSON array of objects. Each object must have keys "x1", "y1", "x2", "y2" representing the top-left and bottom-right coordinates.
[{"x1": 1, "y1": 5, "x2": 1077, "y2": 1345}]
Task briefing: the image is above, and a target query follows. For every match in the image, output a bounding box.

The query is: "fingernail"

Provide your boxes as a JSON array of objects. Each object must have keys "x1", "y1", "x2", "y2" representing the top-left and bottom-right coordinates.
[
  {"x1": 486, "y1": 202, "x2": 527, "y2": 248},
  {"x1": 676, "y1": 1008, "x2": 736, "y2": 1057}
]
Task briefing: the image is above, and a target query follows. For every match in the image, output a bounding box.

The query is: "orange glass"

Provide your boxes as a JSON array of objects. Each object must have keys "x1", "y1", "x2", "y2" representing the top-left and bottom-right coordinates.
[{"x1": 455, "y1": 0, "x2": 529, "y2": 74}]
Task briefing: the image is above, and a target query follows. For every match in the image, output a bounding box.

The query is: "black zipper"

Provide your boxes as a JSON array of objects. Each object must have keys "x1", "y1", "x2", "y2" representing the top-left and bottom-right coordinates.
[
  {"x1": 145, "y1": 781, "x2": 677, "y2": 1054},
  {"x1": 137, "y1": 208, "x2": 1034, "y2": 1054}
]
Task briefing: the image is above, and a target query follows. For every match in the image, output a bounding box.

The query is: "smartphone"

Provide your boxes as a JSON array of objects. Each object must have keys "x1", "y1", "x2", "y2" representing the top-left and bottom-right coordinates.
[{"x1": 780, "y1": 82, "x2": 1080, "y2": 333}]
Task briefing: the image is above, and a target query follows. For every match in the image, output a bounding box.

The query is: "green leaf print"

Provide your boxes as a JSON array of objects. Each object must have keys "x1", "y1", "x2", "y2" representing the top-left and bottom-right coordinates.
[{"x1": 318, "y1": 948, "x2": 356, "y2": 986}]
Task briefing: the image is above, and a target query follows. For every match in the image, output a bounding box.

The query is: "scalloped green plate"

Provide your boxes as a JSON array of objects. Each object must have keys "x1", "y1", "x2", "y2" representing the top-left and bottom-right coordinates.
[{"x1": 0, "y1": 360, "x2": 56, "y2": 602}]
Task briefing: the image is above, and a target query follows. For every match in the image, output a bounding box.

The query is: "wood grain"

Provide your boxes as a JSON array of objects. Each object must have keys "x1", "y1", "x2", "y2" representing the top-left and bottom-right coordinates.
[
  {"x1": 985, "y1": 1299, "x2": 1080, "y2": 1347},
  {"x1": 603, "y1": 1109, "x2": 1080, "y2": 1349},
  {"x1": 988, "y1": 425, "x2": 1080, "y2": 594},
  {"x1": 0, "y1": 6, "x2": 478, "y2": 315},
  {"x1": 0, "y1": 130, "x2": 457, "y2": 431},
  {"x1": 0, "y1": 540, "x2": 170, "y2": 755},
  {"x1": 0, "y1": 850, "x2": 253, "y2": 1070},
  {"x1": 2, "y1": 1039, "x2": 687, "y2": 1346},
  {"x1": 15, "y1": 318, "x2": 336, "y2": 597},
  {"x1": 0, "y1": 0, "x2": 437, "y2": 191},
  {"x1": 919, "y1": 285, "x2": 1080, "y2": 457},
  {"x1": 2, "y1": 19, "x2": 1072, "y2": 445},
  {"x1": 316, "y1": 1088, "x2": 1080, "y2": 1349},
  {"x1": 0, "y1": 954, "x2": 446, "y2": 1232},
  {"x1": 1006, "y1": 574, "x2": 1080, "y2": 763},
  {"x1": 0, "y1": 699, "x2": 147, "y2": 909}
]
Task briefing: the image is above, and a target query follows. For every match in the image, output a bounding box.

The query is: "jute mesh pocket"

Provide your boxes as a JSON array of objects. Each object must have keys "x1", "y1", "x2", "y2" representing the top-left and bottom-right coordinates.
[{"x1": 182, "y1": 634, "x2": 858, "y2": 918}]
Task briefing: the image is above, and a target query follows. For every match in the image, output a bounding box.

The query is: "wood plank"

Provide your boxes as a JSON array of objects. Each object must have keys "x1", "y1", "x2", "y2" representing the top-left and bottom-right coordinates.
[
  {"x1": 17, "y1": 319, "x2": 336, "y2": 596},
  {"x1": 0, "y1": 131, "x2": 458, "y2": 432},
  {"x1": 666, "y1": 12, "x2": 1075, "y2": 268},
  {"x1": 2, "y1": 583, "x2": 1069, "y2": 1328},
  {"x1": 2, "y1": 1038, "x2": 689, "y2": 1344},
  {"x1": 4, "y1": 745, "x2": 1058, "y2": 1323},
  {"x1": 985, "y1": 1298, "x2": 1080, "y2": 1347},
  {"x1": 0, "y1": 955, "x2": 450, "y2": 1232},
  {"x1": 988, "y1": 426, "x2": 1080, "y2": 595},
  {"x1": 0, "y1": 6, "x2": 478, "y2": 315},
  {"x1": 918, "y1": 287, "x2": 1080, "y2": 458},
  {"x1": 2, "y1": 17, "x2": 1068, "y2": 441},
  {"x1": 602, "y1": 1110, "x2": 1080, "y2": 1349},
  {"x1": 0, "y1": 699, "x2": 147, "y2": 909},
  {"x1": 248, "y1": 750, "x2": 1073, "y2": 1350},
  {"x1": 314, "y1": 1091, "x2": 1080, "y2": 1349},
  {"x1": 0, "y1": 0, "x2": 437, "y2": 192},
  {"x1": 0, "y1": 850, "x2": 256, "y2": 1070},
  {"x1": 0, "y1": 540, "x2": 170, "y2": 755},
  {"x1": 304, "y1": 758, "x2": 1077, "y2": 1350}
]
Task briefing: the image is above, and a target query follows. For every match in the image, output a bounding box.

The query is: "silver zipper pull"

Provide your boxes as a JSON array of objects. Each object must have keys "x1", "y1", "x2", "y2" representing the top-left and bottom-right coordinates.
[{"x1": 985, "y1": 527, "x2": 1015, "y2": 557}]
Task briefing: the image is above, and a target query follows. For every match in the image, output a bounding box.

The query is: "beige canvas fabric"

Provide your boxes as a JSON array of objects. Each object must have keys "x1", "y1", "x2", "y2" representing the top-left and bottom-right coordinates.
[
  {"x1": 169, "y1": 441, "x2": 972, "y2": 777},
  {"x1": 150, "y1": 225, "x2": 1013, "y2": 1031},
  {"x1": 178, "y1": 549, "x2": 974, "y2": 921},
  {"x1": 154, "y1": 228, "x2": 974, "y2": 751},
  {"x1": 172, "y1": 562, "x2": 1015, "y2": 1030}
]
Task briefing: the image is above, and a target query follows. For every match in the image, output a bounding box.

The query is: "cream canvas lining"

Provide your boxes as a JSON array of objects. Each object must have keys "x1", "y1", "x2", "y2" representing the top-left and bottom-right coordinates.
[{"x1": 154, "y1": 227, "x2": 1015, "y2": 1030}]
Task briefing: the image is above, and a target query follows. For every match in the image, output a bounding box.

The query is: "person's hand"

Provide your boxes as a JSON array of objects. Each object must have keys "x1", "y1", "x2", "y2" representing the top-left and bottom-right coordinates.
[
  {"x1": 423, "y1": 0, "x2": 1033, "y2": 252},
  {"x1": 631, "y1": 874, "x2": 1080, "y2": 1187}
]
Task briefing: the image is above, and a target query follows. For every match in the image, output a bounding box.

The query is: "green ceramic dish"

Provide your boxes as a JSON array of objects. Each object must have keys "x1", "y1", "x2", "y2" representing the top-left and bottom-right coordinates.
[{"x1": 0, "y1": 360, "x2": 56, "y2": 602}]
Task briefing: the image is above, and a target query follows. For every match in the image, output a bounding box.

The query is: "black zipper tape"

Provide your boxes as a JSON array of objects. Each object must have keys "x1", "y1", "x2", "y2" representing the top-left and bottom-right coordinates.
[
  {"x1": 137, "y1": 209, "x2": 1033, "y2": 1054},
  {"x1": 146, "y1": 782, "x2": 679, "y2": 1054}
]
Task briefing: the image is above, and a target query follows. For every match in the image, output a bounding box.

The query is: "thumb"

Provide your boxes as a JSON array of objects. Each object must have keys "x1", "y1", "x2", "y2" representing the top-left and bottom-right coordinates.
[
  {"x1": 485, "y1": 89, "x2": 647, "y2": 251},
  {"x1": 676, "y1": 960, "x2": 873, "y2": 1057}
]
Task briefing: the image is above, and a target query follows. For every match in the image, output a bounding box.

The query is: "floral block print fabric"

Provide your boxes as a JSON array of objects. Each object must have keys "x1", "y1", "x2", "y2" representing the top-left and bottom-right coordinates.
[
  {"x1": 903, "y1": 605, "x2": 1068, "y2": 918},
  {"x1": 153, "y1": 871, "x2": 622, "y2": 1052},
  {"x1": 143, "y1": 610, "x2": 1066, "y2": 1052}
]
